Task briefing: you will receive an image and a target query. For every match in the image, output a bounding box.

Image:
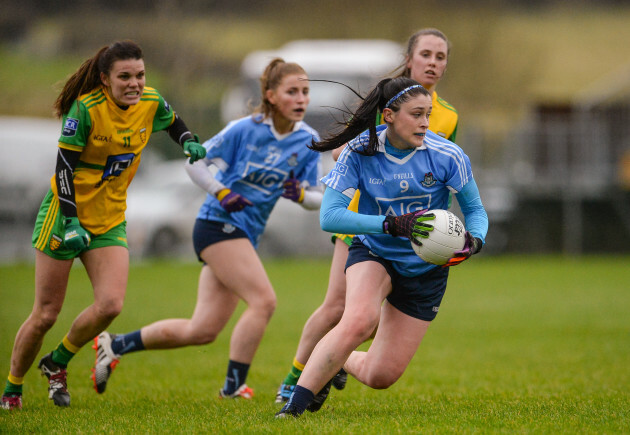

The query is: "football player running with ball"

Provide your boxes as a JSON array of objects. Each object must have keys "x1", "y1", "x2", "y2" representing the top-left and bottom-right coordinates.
[
  {"x1": 1, "y1": 40, "x2": 206, "y2": 410},
  {"x1": 276, "y1": 28, "x2": 461, "y2": 406},
  {"x1": 276, "y1": 76, "x2": 487, "y2": 418},
  {"x1": 93, "y1": 58, "x2": 322, "y2": 400}
]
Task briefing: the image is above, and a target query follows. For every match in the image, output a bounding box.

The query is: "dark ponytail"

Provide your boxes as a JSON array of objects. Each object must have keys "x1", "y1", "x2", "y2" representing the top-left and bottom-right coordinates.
[
  {"x1": 310, "y1": 77, "x2": 428, "y2": 155},
  {"x1": 54, "y1": 40, "x2": 143, "y2": 117}
]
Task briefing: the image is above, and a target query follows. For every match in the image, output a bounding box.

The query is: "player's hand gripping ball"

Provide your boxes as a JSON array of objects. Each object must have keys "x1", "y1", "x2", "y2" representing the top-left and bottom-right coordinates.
[
  {"x1": 443, "y1": 231, "x2": 483, "y2": 267},
  {"x1": 383, "y1": 209, "x2": 435, "y2": 240},
  {"x1": 411, "y1": 209, "x2": 466, "y2": 266}
]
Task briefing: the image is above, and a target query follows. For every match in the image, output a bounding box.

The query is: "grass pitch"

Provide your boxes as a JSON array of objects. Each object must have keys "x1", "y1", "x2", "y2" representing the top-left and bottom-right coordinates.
[{"x1": 1, "y1": 255, "x2": 628, "y2": 433}]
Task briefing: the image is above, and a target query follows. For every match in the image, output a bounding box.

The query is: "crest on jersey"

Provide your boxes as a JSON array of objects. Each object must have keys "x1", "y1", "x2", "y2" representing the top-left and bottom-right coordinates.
[
  {"x1": 139, "y1": 127, "x2": 147, "y2": 144},
  {"x1": 164, "y1": 100, "x2": 171, "y2": 112},
  {"x1": 49, "y1": 234, "x2": 62, "y2": 251},
  {"x1": 62, "y1": 118, "x2": 79, "y2": 137},
  {"x1": 287, "y1": 153, "x2": 298, "y2": 167},
  {"x1": 421, "y1": 172, "x2": 437, "y2": 187}
]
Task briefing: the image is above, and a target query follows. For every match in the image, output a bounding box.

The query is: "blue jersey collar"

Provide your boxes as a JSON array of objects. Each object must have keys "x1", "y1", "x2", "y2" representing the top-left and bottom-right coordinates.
[{"x1": 379, "y1": 128, "x2": 423, "y2": 165}]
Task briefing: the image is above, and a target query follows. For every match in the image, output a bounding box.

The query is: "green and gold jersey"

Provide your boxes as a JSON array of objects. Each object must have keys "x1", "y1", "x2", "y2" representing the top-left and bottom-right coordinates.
[
  {"x1": 429, "y1": 91, "x2": 458, "y2": 142},
  {"x1": 51, "y1": 86, "x2": 176, "y2": 234}
]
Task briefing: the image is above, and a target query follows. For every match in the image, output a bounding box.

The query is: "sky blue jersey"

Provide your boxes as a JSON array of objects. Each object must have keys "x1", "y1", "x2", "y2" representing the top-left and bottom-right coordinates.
[
  {"x1": 197, "y1": 115, "x2": 321, "y2": 247},
  {"x1": 321, "y1": 124, "x2": 485, "y2": 276}
]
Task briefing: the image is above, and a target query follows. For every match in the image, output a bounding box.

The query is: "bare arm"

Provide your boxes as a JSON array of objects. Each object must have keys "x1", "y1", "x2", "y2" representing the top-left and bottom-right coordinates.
[{"x1": 331, "y1": 143, "x2": 348, "y2": 161}]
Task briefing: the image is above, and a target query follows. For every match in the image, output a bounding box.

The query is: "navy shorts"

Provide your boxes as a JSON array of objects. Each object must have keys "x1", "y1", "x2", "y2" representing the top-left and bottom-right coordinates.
[
  {"x1": 192, "y1": 218, "x2": 249, "y2": 261},
  {"x1": 346, "y1": 238, "x2": 449, "y2": 321}
]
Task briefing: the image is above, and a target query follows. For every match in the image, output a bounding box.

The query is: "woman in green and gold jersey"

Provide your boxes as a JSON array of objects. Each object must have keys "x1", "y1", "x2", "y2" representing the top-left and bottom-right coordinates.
[{"x1": 1, "y1": 40, "x2": 206, "y2": 411}]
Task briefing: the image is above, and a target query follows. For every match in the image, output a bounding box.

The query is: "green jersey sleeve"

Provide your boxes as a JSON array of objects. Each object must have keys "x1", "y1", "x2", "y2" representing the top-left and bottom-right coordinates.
[
  {"x1": 59, "y1": 101, "x2": 92, "y2": 151},
  {"x1": 152, "y1": 92, "x2": 177, "y2": 132}
]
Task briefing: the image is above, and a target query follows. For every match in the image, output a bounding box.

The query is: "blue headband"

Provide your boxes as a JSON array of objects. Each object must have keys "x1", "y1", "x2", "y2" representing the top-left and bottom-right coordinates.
[{"x1": 384, "y1": 85, "x2": 425, "y2": 109}]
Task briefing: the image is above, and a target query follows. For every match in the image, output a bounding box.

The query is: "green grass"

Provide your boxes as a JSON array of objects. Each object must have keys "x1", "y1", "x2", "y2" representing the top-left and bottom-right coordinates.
[{"x1": 1, "y1": 256, "x2": 629, "y2": 433}]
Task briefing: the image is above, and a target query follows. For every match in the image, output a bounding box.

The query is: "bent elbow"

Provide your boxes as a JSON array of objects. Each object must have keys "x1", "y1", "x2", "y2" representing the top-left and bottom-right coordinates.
[
  {"x1": 320, "y1": 214, "x2": 334, "y2": 232},
  {"x1": 320, "y1": 207, "x2": 339, "y2": 233}
]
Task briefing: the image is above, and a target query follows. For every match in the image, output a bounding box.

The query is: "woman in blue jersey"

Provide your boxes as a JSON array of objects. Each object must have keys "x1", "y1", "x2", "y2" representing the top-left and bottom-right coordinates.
[
  {"x1": 276, "y1": 76, "x2": 487, "y2": 417},
  {"x1": 92, "y1": 58, "x2": 323, "y2": 399},
  {"x1": 276, "y1": 27, "x2": 459, "y2": 404},
  {"x1": 1, "y1": 40, "x2": 206, "y2": 411}
]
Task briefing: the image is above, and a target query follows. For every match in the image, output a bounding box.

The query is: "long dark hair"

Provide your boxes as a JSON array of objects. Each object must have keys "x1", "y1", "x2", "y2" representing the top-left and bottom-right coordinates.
[
  {"x1": 310, "y1": 77, "x2": 429, "y2": 155},
  {"x1": 54, "y1": 40, "x2": 143, "y2": 117}
]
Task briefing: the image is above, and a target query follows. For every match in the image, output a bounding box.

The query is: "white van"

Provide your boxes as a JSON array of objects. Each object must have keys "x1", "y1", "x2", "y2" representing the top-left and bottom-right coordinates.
[
  {"x1": 0, "y1": 117, "x2": 60, "y2": 261},
  {"x1": 221, "y1": 39, "x2": 404, "y2": 136},
  {"x1": 0, "y1": 116, "x2": 60, "y2": 222}
]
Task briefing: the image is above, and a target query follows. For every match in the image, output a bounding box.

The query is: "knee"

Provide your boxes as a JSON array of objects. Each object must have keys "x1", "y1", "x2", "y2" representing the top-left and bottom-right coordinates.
[
  {"x1": 319, "y1": 300, "x2": 345, "y2": 326},
  {"x1": 157, "y1": 322, "x2": 219, "y2": 346},
  {"x1": 341, "y1": 314, "x2": 379, "y2": 343},
  {"x1": 362, "y1": 359, "x2": 405, "y2": 389},
  {"x1": 32, "y1": 308, "x2": 60, "y2": 332},
  {"x1": 95, "y1": 298, "x2": 124, "y2": 321},
  {"x1": 252, "y1": 290, "x2": 277, "y2": 320},
  {"x1": 364, "y1": 372, "x2": 400, "y2": 390},
  {"x1": 263, "y1": 295, "x2": 277, "y2": 319},
  {"x1": 190, "y1": 329, "x2": 219, "y2": 346},
  {"x1": 336, "y1": 322, "x2": 375, "y2": 348}
]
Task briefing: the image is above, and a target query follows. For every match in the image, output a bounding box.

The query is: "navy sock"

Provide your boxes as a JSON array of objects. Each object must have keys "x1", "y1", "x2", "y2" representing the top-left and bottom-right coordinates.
[
  {"x1": 222, "y1": 360, "x2": 250, "y2": 395},
  {"x1": 287, "y1": 385, "x2": 314, "y2": 415},
  {"x1": 110, "y1": 330, "x2": 145, "y2": 356}
]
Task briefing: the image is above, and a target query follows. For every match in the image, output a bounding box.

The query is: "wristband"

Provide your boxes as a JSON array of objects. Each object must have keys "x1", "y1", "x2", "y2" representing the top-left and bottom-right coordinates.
[{"x1": 216, "y1": 188, "x2": 231, "y2": 201}]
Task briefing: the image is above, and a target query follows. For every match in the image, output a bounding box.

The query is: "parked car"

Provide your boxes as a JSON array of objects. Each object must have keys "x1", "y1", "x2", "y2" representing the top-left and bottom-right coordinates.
[
  {"x1": 0, "y1": 116, "x2": 60, "y2": 222},
  {"x1": 125, "y1": 159, "x2": 204, "y2": 258}
]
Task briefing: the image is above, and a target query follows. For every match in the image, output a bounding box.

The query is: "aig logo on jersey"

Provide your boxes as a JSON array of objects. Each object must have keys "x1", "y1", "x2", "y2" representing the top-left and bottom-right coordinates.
[
  {"x1": 376, "y1": 196, "x2": 430, "y2": 217},
  {"x1": 241, "y1": 162, "x2": 286, "y2": 195},
  {"x1": 62, "y1": 118, "x2": 79, "y2": 137},
  {"x1": 333, "y1": 162, "x2": 348, "y2": 176}
]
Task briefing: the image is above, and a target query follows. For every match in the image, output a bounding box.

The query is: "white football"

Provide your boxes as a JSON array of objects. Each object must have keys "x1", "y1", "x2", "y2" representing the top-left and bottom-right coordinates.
[{"x1": 411, "y1": 209, "x2": 466, "y2": 265}]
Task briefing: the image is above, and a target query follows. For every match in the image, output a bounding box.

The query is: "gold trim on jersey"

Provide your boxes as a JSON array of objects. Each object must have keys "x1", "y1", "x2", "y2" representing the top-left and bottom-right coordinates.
[
  {"x1": 59, "y1": 142, "x2": 83, "y2": 152},
  {"x1": 429, "y1": 91, "x2": 458, "y2": 141},
  {"x1": 435, "y1": 94, "x2": 457, "y2": 112},
  {"x1": 83, "y1": 91, "x2": 107, "y2": 109},
  {"x1": 35, "y1": 195, "x2": 59, "y2": 251}
]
